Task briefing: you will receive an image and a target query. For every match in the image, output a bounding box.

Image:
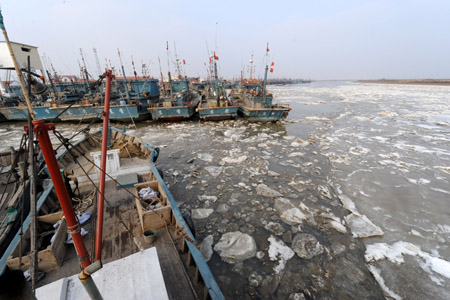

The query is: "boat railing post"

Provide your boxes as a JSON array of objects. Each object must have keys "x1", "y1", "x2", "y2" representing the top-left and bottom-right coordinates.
[{"x1": 95, "y1": 69, "x2": 113, "y2": 262}]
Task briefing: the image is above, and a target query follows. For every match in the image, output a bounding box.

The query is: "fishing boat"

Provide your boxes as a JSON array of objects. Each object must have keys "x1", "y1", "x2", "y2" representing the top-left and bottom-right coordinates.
[
  {"x1": 149, "y1": 74, "x2": 200, "y2": 121},
  {"x1": 0, "y1": 72, "x2": 224, "y2": 300},
  {"x1": 232, "y1": 55, "x2": 291, "y2": 122},
  {"x1": 196, "y1": 55, "x2": 238, "y2": 121}
]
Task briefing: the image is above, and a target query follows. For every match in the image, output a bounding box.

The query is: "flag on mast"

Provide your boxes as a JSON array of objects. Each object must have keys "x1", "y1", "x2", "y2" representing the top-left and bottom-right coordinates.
[
  {"x1": 271, "y1": 62, "x2": 275, "y2": 66},
  {"x1": 166, "y1": 41, "x2": 169, "y2": 51},
  {"x1": 266, "y1": 42, "x2": 270, "y2": 53},
  {"x1": 183, "y1": 59, "x2": 186, "y2": 65}
]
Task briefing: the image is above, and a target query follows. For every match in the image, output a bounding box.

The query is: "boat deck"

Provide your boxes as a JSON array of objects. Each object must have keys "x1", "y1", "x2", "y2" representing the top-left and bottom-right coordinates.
[{"x1": 37, "y1": 180, "x2": 199, "y2": 300}]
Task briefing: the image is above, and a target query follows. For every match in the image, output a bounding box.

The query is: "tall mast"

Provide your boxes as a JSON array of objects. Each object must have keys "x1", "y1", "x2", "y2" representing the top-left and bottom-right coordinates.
[
  {"x1": 249, "y1": 54, "x2": 254, "y2": 81},
  {"x1": 93, "y1": 48, "x2": 102, "y2": 77},
  {"x1": 158, "y1": 57, "x2": 166, "y2": 95},
  {"x1": 80, "y1": 48, "x2": 90, "y2": 92},
  {"x1": 117, "y1": 48, "x2": 131, "y2": 101},
  {"x1": 173, "y1": 41, "x2": 182, "y2": 78}
]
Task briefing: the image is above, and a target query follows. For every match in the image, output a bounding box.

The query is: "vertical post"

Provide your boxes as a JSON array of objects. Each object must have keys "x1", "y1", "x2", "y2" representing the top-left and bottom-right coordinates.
[
  {"x1": 27, "y1": 56, "x2": 38, "y2": 293},
  {"x1": 95, "y1": 69, "x2": 113, "y2": 262},
  {"x1": 263, "y1": 65, "x2": 268, "y2": 106},
  {"x1": 31, "y1": 120, "x2": 92, "y2": 269}
]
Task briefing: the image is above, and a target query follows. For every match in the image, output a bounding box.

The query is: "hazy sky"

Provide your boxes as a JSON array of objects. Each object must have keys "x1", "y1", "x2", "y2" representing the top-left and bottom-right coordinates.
[{"x1": 1, "y1": 0, "x2": 449, "y2": 80}]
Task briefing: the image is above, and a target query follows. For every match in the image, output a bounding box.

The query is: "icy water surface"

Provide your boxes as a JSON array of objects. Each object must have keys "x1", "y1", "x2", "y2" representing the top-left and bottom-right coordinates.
[{"x1": 0, "y1": 81, "x2": 449, "y2": 299}]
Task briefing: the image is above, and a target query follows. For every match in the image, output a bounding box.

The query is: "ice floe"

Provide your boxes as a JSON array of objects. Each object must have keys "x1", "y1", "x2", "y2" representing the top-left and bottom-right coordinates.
[
  {"x1": 291, "y1": 233, "x2": 324, "y2": 259},
  {"x1": 256, "y1": 184, "x2": 282, "y2": 197},
  {"x1": 192, "y1": 208, "x2": 214, "y2": 219},
  {"x1": 268, "y1": 235, "x2": 295, "y2": 274},
  {"x1": 214, "y1": 231, "x2": 257, "y2": 264},
  {"x1": 344, "y1": 213, "x2": 384, "y2": 238}
]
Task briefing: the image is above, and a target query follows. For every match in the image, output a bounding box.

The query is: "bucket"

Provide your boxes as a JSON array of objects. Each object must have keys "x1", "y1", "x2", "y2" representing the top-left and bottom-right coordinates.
[{"x1": 143, "y1": 228, "x2": 157, "y2": 244}]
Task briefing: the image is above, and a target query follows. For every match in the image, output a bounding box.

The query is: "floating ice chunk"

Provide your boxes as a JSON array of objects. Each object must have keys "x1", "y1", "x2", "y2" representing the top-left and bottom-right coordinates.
[
  {"x1": 222, "y1": 155, "x2": 247, "y2": 164},
  {"x1": 214, "y1": 231, "x2": 256, "y2": 264},
  {"x1": 204, "y1": 166, "x2": 223, "y2": 177},
  {"x1": 288, "y1": 152, "x2": 305, "y2": 158},
  {"x1": 318, "y1": 185, "x2": 332, "y2": 200},
  {"x1": 256, "y1": 184, "x2": 282, "y2": 197},
  {"x1": 338, "y1": 195, "x2": 357, "y2": 213},
  {"x1": 268, "y1": 170, "x2": 280, "y2": 177},
  {"x1": 368, "y1": 265, "x2": 402, "y2": 300},
  {"x1": 281, "y1": 208, "x2": 307, "y2": 225},
  {"x1": 264, "y1": 222, "x2": 285, "y2": 235},
  {"x1": 316, "y1": 212, "x2": 347, "y2": 233},
  {"x1": 268, "y1": 236, "x2": 295, "y2": 274},
  {"x1": 345, "y1": 213, "x2": 384, "y2": 238},
  {"x1": 200, "y1": 235, "x2": 214, "y2": 261},
  {"x1": 290, "y1": 138, "x2": 309, "y2": 148},
  {"x1": 198, "y1": 195, "x2": 218, "y2": 202},
  {"x1": 198, "y1": 153, "x2": 213, "y2": 162},
  {"x1": 192, "y1": 208, "x2": 214, "y2": 219},
  {"x1": 217, "y1": 204, "x2": 229, "y2": 213},
  {"x1": 292, "y1": 233, "x2": 323, "y2": 259},
  {"x1": 379, "y1": 111, "x2": 398, "y2": 118}
]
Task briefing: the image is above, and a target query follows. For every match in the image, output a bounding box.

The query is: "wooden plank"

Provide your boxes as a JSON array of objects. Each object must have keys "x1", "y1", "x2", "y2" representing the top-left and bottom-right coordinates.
[
  {"x1": 155, "y1": 229, "x2": 197, "y2": 300},
  {"x1": 142, "y1": 206, "x2": 171, "y2": 232}
]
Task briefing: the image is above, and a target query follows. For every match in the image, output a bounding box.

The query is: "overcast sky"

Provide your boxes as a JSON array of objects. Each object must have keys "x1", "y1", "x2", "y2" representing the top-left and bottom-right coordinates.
[{"x1": 1, "y1": 0, "x2": 449, "y2": 80}]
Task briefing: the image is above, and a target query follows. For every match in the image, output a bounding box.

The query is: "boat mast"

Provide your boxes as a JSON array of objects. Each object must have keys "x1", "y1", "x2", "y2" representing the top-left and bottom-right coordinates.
[
  {"x1": 117, "y1": 48, "x2": 131, "y2": 102},
  {"x1": 249, "y1": 54, "x2": 254, "y2": 81},
  {"x1": 262, "y1": 43, "x2": 270, "y2": 104},
  {"x1": 93, "y1": 48, "x2": 102, "y2": 78},
  {"x1": 158, "y1": 56, "x2": 166, "y2": 96},
  {"x1": 80, "y1": 48, "x2": 91, "y2": 94},
  {"x1": 173, "y1": 41, "x2": 182, "y2": 79}
]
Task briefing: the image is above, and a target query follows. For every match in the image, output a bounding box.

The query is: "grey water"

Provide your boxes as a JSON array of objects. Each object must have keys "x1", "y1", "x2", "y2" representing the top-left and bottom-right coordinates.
[{"x1": 0, "y1": 81, "x2": 449, "y2": 299}]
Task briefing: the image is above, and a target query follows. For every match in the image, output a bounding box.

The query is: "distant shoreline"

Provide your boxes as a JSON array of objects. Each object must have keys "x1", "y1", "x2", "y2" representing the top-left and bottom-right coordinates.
[{"x1": 357, "y1": 79, "x2": 450, "y2": 86}]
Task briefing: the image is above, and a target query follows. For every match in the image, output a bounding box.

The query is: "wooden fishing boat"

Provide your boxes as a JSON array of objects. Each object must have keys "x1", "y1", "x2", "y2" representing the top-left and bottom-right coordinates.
[
  {"x1": 196, "y1": 57, "x2": 238, "y2": 121},
  {"x1": 149, "y1": 76, "x2": 200, "y2": 121},
  {"x1": 0, "y1": 125, "x2": 224, "y2": 299}
]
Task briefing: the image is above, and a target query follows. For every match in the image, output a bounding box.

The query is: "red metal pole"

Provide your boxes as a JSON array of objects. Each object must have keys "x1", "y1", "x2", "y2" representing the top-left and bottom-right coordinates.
[
  {"x1": 31, "y1": 120, "x2": 91, "y2": 269},
  {"x1": 95, "y1": 69, "x2": 113, "y2": 261}
]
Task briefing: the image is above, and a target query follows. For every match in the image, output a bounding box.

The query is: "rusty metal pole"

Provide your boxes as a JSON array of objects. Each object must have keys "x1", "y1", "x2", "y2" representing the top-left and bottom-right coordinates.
[
  {"x1": 95, "y1": 69, "x2": 113, "y2": 262},
  {"x1": 30, "y1": 121, "x2": 103, "y2": 299}
]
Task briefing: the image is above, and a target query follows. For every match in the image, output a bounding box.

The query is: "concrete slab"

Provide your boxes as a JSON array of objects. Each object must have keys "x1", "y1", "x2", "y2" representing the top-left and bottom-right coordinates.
[{"x1": 36, "y1": 247, "x2": 169, "y2": 300}]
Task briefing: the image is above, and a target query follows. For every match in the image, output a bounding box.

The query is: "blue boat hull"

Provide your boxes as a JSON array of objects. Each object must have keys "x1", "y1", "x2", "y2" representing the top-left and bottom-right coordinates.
[
  {"x1": 197, "y1": 106, "x2": 238, "y2": 121},
  {"x1": 0, "y1": 104, "x2": 150, "y2": 122},
  {"x1": 150, "y1": 105, "x2": 197, "y2": 121},
  {"x1": 238, "y1": 106, "x2": 290, "y2": 122}
]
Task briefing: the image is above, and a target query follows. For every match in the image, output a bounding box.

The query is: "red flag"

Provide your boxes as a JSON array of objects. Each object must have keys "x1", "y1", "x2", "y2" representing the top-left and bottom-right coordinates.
[
  {"x1": 209, "y1": 57, "x2": 212, "y2": 63},
  {"x1": 166, "y1": 41, "x2": 168, "y2": 51},
  {"x1": 270, "y1": 68, "x2": 274, "y2": 73},
  {"x1": 271, "y1": 62, "x2": 274, "y2": 66},
  {"x1": 214, "y1": 51, "x2": 219, "y2": 60},
  {"x1": 183, "y1": 59, "x2": 186, "y2": 65},
  {"x1": 266, "y1": 42, "x2": 270, "y2": 53}
]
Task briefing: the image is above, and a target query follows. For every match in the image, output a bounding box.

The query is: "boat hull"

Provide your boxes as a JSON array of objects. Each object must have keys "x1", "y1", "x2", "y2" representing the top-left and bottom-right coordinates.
[
  {"x1": 197, "y1": 106, "x2": 238, "y2": 121},
  {"x1": 238, "y1": 106, "x2": 290, "y2": 122},
  {"x1": 150, "y1": 105, "x2": 197, "y2": 121}
]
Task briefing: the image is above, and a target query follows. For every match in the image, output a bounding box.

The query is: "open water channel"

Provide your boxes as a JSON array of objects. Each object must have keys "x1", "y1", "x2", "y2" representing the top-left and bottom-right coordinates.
[{"x1": 1, "y1": 81, "x2": 449, "y2": 299}]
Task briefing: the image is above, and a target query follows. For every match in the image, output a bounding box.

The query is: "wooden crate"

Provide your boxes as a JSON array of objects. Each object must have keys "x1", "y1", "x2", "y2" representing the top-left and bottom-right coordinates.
[
  {"x1": 7, "y1": 218, "x2": 67, "y2": 273},
  {"x1": 134, "y1": 181, "x2": 171, "y2": 232}
]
